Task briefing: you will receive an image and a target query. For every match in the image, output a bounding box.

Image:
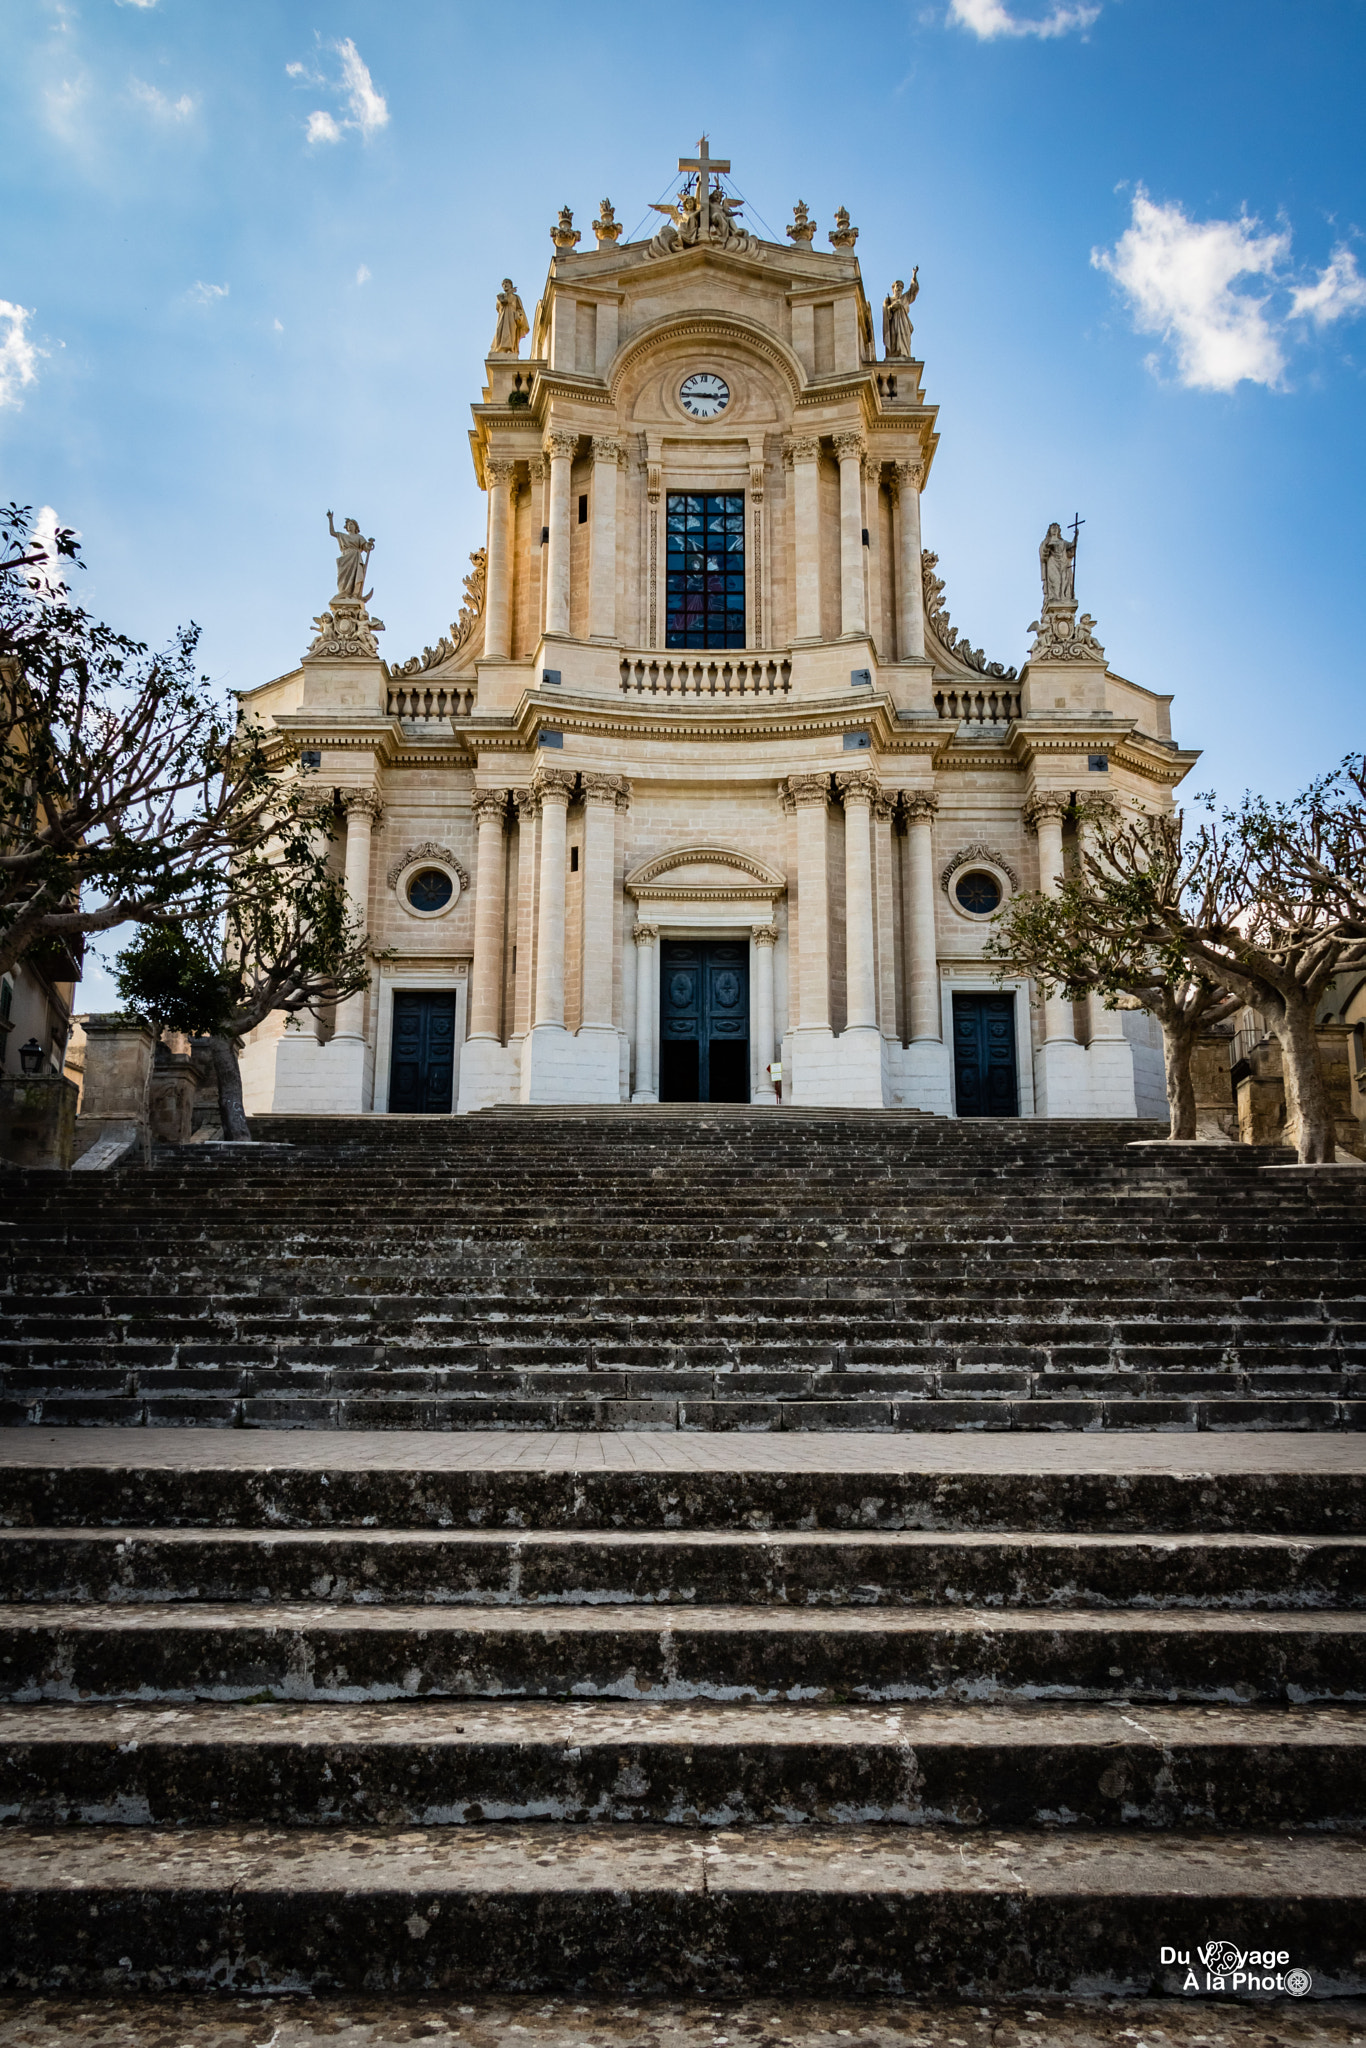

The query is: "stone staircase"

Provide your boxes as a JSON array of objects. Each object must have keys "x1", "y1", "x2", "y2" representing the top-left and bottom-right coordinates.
[
  {"x1": 1, "y1": 1109, "x2": 1364, "y2": 1433},
  {"x1": 0, "y1": 1429, "x2": 1363, "y2": 1998}
]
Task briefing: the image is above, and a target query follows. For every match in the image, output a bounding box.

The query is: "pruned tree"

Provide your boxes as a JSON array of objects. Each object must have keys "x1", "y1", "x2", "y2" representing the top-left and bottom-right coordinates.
[
  {"x1": 0, "y1": 502, "x2": 297, "y2": 981},
  {"x1": 114, "y1": 839, "x2": 373, "y2": 1141}
]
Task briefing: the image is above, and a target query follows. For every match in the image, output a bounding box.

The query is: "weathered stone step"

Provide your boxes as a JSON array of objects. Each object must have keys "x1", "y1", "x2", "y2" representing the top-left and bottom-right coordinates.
[
  {"x1": 3, "y1": 1699, "x2": 1362, "y2": 1830},
  {"x1": 1, "y1": 1821, "x2": 1361, "y2": 1996},
  {"x1": 5, "y1": 1602, "x2": 1361, "y2": 1704},
  {"x1": 6, "y1": 1526, "x2": 1362, "y2": 1609}
]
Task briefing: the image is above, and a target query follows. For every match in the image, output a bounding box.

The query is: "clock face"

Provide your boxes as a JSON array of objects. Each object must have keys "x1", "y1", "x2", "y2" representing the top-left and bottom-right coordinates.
[{"x1": 679, "y1": 372, "x2": 730, "y2": 419}]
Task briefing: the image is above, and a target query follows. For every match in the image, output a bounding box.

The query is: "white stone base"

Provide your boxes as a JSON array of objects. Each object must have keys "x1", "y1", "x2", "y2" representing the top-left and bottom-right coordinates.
[
  {"x1": 787, "y1": 1025, "x2": 887, "y2": 1108},
  {"x1": 520, "y1": 1023, "x2": 624, "y2": 1105},
  {"x1": 457, "y1": 1036, "x2": 521, "y2": 1115},
  {"x1": 272, "y1": 1032, "x2": 370, "y2": 1114},
  {"x1": 900, "y1": 1036, "x2": 955, "y2": 1116},
  {"x1": 1033, "y1": 1037, "x2": 1092, "y2": 1119},
  {"x1": 1087, "y1": 1036, "x2": 1139, "y2": 1118}
]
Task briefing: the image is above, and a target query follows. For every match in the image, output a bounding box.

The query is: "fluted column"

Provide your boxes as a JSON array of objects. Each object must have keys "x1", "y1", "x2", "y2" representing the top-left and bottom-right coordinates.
[
  {"x1": 532, "y1": 767, "x2": 576, "y2": 1028},
  {"x1": 632, "y1": 922, "x2": 658, "y2": 1102},
  {"x1": 483, "y1": 458, "x2": 516, "y2": 661},
  {"x1": 833, "y1": 432, "x2": 867, "y2": 638},
  {"x1": 903, "y1": 792, "x2": 941, "y2": 1043},
  {"x1": 837, "y1": 771, "x2": 878, "y2": 1030},
  {"x1": 785, "y1": 775, "x2": 831, "y2": 1030},
  {"x1": 543, "y1": 431, "x2": 577, "y2": 637},
  {"x1": 893, "y1": 458, "x2": 925, "y2": 661},
  {"x1": 333, "y1": 789, "x2": 381, "y2": 1043},
  {"x1": 752, "y1": 923, "x2": 778, "y2": 1099},
  {"x1": 785, "y1": 436, "x2": 821, "y2": 641},
  {"x1": 581, "y1": 773, "x2": 627, "y2": 1027},
  {"x1": 589, "y1": 437, "x2": 620, "y2": 642},
  {"x1": 467, "y1": 789, "x2": 509, "y2": 1042},
  {"x1": 1025, "y1": 794, "x2": 1075, "y2": 1044}
]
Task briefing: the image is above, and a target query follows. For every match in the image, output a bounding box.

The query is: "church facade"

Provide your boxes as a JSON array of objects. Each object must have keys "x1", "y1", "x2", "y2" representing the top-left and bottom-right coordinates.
[{"x1": 239, "y1": 145, "x2": 1197, "y2": 1121}]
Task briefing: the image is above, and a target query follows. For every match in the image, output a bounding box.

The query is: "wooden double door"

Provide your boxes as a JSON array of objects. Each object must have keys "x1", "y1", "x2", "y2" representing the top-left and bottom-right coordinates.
[
  {"x1": 659, "y1": 941, "x2": 750, "y2": 1102},
  {"x1": 952, "y1": 992, "x2": 1019, "y2": 1118},
  {"x1": 388, "y1": 992, "x2": 456, "y2": 1114}
]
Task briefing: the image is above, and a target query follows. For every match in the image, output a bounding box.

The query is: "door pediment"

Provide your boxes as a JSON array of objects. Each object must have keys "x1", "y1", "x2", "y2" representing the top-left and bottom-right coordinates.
[{"x1": 625, "y1": 844, "x2": 786, "y2": 903}]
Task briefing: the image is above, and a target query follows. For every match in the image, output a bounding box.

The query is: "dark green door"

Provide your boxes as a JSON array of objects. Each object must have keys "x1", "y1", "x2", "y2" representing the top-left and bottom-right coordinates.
[
  {"x1": 952, "y1": 992, "x2": 1018, "y2": 1118},
  {"x1": 659, "y1": 941, "x2": 750, "y2": 1102},
  {"x1": 388, "y1": 992, "x2": 456, "y2": 1113}
]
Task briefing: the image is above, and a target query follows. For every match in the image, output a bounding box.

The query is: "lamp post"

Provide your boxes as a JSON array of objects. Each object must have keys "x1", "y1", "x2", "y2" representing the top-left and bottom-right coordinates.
[{"x1": 18, "y1": 1039, "x2": 44, "y2": 1075}]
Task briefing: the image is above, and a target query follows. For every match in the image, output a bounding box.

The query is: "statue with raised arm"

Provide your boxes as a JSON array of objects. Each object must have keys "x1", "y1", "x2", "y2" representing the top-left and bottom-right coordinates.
[
  {"x1": 1039, "y1": 520, "x2": 1076, "y2": 605},
  {"x1": 490, "y1": 279, "x2": 529, "y2": 357},
  {"x1": 882, "y1": 271, "x2": 919, "y2": 359},
  {"x1": 646, "y1": 190, "x2": 702, "y2": 259},
  {"x1": 327, "y1": 512, "x2": 375, "y2": 603}
]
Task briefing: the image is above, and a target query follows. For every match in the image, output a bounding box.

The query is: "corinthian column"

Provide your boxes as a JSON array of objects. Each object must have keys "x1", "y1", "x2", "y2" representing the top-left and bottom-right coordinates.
[
  {"x1": 752, "y1": 923, "x2": 778, "y2": 1100},
  {"x1": 892, "y1": 458, "x2": 925, "y2": 661},
  {"x1": 483, "y1": 458, "x2": 516, "y2": 661},
  {"x1": 467, "y1": 789, "x2": 509, "y2": 1042},
  {"x1": 837, "y1": 770, "x2": 878, "y2": 1030},
  {"x1": 543, "y1": 431, "x2": 577, "y2": 637},
  {"x1": 332, "y1": 788, "x2": 382, "y2": 1047},
  {"x1": 784, "y1": 436, "x2": 821, "y2": 641},
  {"x1": 532, "y1": 767, "x2": 576, "y2": 1028},
  {"x1": 785, "y1": 775, "x2": 831, "y2": 1030},
  {"x1": 580, "y1": 773, "x2": 627, "y2": 1027},
  {"x1": 833, "y1": 432, "x2": 867, "y2": 638},
  {"x1": 632, "y1": 922, "x2": 658, "y2": 1102},
  {"x1": 903, "y1": 792, "x2": 940, "y2": 1043},
  {"x1": 589, "y1": 437, "x2": 620, "y2": 642},
  {"x1": 1024, "y1": 793, "x2": 1075, "y2": 1045}
]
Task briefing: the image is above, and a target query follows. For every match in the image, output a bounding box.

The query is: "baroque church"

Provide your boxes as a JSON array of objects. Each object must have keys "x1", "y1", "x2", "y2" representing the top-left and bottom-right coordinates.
[{"x1": 239, "y1": 142, "x2": 1197, "y2": 1121}]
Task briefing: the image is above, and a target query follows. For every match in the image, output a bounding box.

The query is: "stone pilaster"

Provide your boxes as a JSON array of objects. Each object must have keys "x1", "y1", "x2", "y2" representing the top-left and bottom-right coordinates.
[
  {"x1": 467, "y1": 790, "x2": 509, "y2": 1042},
  {"x1": 589, "y1": 438, "x2": 621, "y2": 643},
  {"x1": 751, "y1": 922, "x2": 778, "y2": 1100},
  {"x1": 892, "y1": 458, "x2": 925, "y2": 661},
  {"x1": 543, "y1": 431, "x2": 577, "y2": 638},
  {"x1": 784, "y1": 436, "x2": 822, "y2": 642},
  {"x1": 483, "y1": 458, "x2": 516, "y2": 661},
  {"x1": 632, "y1": 921, "x2": 659, "y2": 1103},
  {"x1": 833, "y1": 432, "x2": 867, "y2": 639}
]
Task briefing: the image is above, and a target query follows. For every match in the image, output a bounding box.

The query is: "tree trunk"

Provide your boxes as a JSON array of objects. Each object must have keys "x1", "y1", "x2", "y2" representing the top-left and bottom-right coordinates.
[
  {"x1": 1277, "y1": 996, "x2": 1335, "y2": 1163},
  {"x1": 1161, "y1": 1017, "x2": 1198, "y2": 1139},
  {"x1": 205, "y1": 1032, "x2": 251, "y2": 1142}
]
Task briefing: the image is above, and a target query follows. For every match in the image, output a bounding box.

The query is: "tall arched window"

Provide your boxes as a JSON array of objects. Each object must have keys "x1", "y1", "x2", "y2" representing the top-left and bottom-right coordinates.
[{"x1": 666, "y1": 493, "x2": 745, "y2": 648}]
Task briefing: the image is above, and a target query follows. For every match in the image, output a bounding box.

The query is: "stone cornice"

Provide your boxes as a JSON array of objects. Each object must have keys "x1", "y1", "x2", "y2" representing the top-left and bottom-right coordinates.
[{"x1": 462, "y1": 688, "x2": 908, "y2": 753}]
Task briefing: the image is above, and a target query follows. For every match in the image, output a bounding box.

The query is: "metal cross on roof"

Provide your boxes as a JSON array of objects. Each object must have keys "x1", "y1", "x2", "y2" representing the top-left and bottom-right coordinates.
[{"x1": 678, "y1": 135, "x2": 730, "y2": 242}]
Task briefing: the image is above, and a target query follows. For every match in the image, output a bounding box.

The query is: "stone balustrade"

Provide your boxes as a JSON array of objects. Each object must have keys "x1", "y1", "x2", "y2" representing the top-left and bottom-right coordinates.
[
  {"x1": 619, "y1": 653, "x2": 793, "y2": 698},
  {"x1": 385, "y1": 681, "x2": 477, "y2": 720}
]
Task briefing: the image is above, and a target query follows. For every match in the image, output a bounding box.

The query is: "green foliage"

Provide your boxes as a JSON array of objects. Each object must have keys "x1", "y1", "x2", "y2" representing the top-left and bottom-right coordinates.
[{"x1": 114, "y1": 923, "x2": 235, "y2": 1038}]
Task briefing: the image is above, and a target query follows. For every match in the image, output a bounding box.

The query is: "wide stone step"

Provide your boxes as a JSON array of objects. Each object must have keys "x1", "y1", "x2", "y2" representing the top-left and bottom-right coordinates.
[
  {"x1": 1, "y1": 1821, "x2": 1361, "y2": 1996},
  {"x1": 7, "y1": 1527, "x2": 1362, "y2": 1609},
  {"x1": 3, "y1": 1699, "x2": 1362, "y2": 1830},
  {"x1": 5, "y1": 1602, "x2": 1361, "y2": 1704}
]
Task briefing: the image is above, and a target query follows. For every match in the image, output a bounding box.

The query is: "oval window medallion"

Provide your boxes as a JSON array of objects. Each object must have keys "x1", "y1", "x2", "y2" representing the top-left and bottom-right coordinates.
[
  {"x1": 408, "y1": 868, "x2": 454, "y2": 913},
  {"x1": 954, "y1": 870, "x2": 1002, "y2": 916}
]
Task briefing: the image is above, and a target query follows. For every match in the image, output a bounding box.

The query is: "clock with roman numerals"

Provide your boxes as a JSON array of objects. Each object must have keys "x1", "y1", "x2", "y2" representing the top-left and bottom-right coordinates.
[{"x1": 679, "y1": 372, "x2": 730, "y2": 419}]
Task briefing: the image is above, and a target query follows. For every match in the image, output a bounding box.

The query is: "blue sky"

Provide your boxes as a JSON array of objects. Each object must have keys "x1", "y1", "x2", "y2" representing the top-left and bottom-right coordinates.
[{"x1": 4, "y1": 0, "x2": 1364, "y2": 819}]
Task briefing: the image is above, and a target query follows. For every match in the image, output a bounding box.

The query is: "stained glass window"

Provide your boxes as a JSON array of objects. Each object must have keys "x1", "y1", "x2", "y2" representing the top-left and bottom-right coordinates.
[{"x1": 665, "y1": 493, "x2": 746, "y2": 650}]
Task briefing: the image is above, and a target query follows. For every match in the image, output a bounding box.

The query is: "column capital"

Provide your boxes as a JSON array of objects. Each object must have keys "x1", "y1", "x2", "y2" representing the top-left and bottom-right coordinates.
[
  {"x1": 861, "y1": 452, "x2": 883, "y2": 484},
  {"x1": 531, "y1": 764, "x2": 578, "y2": 807},
  {"x1": 511, "y1": 786, "x2": 538, "y2": 822},
  {"x1": 783, "y1": 433, "x2": 821, "y2": 467},
  {"x1": 781, "y1": 773, "x2": 831, "y2": 812},
  {"x1": 891, "y1": 456, "x2": 925, "y2": 494},
  {"x1": 543, "y1": 430, "x2": 579, "y2": 462},
  {"x1": 1023, "y1": 792, "x2": 1072, "y2": 833},
  {"x1": 872, "y1": 790, "x2": 897, "y2": 822},
  {"x1": 832, "y1": 430, "x2": 866, "y2": 463},
  {"x1": 338, "y1": 785, "x2": 384, "y2": 824},
  {"x1": 581, "y1": 771, "x2": 630, "y2": 808},
  {"x1": 836, "y1": 768, "x2": 879, "y2": 806},
  {"x1": 751, "y1": 922, "x2": 778, "y2": 948},
  {"x1": 592, "y1": 435, "x2": 624, "y2": 466},
  {"x1": 901, "y1": 791, "x2": 939, "y2": 823},
  {"x1": 485, "y1": 456, "x2": 517, "y2": 489},
  {"x1": 633, "y1": 921, "x2": 659, "y2": 947},
  {"x1": 529, "y1": 453, "x2": 547, "y2": 483},
  {"x1": 470, "y1": 787, "x2": 509, "y2": 826}
]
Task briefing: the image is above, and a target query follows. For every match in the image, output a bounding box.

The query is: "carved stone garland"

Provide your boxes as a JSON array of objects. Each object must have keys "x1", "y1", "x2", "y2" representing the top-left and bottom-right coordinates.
[
  {"x1": 940, "y1": 844, "x2": 1020, "y2": 896},
  {"x1": 387, "y1": 844, "x2": 471, "y2": 893}
]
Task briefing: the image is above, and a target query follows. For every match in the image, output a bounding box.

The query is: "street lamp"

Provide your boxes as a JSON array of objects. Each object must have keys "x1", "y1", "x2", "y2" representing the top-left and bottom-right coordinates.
[{"x1": 18, "y1": 1039, "x2": 44, "y2": 1075}]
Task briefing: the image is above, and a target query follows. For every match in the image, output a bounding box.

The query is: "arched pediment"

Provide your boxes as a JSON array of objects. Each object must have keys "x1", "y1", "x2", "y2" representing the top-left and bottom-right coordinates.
[
  {"x1": 608, "y1": 312, "x2": 806, "y2": 408},
  {"x1": 625, "y1": 843, "x2": 787, "y2": 902}
]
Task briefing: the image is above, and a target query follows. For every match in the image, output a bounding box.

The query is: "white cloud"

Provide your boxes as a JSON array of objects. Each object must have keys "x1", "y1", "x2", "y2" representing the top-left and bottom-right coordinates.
[
  {"x1": 0, "y1": 302, "x2": 42, "y2": 410},
  {"x1": 273, "y1": 318, "x2": 284, "y2": 332},
  {"x1": 187, "y1": 280, "x2": 229, "y2": 306},
  {"x1": 26, "y1": 507, "x2": 77, "y2": 600},
  {"x1": 129, "y1": 78, "x2": 197, "y2": 121},
  {"x1": 291, "y1": 38, "x2": 388, "y2": 145},
  {"x1": 948, "y1": 0, "x2": 1100, "y2": 38},
  {"x1": 1093, "y1": 188, "x2": 1290, "y2": 391},
  {"x1": 356, "y1": 264, "x2": 371, "y2": 286},
  {"x1": 1289, "y1": 244, "x2": 1366, "y2": 328},
  {"x1": 115, "y1": 0, "x2": 159, "y2": 8}
]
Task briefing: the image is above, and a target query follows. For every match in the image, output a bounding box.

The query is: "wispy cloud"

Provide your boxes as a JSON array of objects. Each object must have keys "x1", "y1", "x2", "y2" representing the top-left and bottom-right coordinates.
[
  {"x1": 948, "y1": 0, "x2": 1100, "y2": 39},
  {"x1": 1289, "y1": 244, "x2": 1366, "y2": 328},
  {"x1": 129, "y1": 77, "x2": 197, "y2": 122},
  {"x1": 1093, "y1": 189, "x2": 1289, "y2": 391},
  {"x1": 356, "y1": 265, "x2": 371, "y2": 286},
  {"x1": 290, "y1": 37, "x2": 389, "y2": 145},
  {"x1": 115, "y1": 0, "x2": 159, "y2": 9},
  {"x1": 0, "y1": 302, "x2": 42, "y2": 410},
  {"x1": 187, "y1": 281, "x2": 229, "y2": 307}
]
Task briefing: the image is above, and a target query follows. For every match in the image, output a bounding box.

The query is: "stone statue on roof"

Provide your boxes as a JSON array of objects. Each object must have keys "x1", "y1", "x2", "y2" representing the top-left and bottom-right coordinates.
[
  {"x1": 490, "y1": 280, "x2": 528, "y2": 358},
  {"x1": 882, "y1": 272, "x2": 919, "y2": 359}
]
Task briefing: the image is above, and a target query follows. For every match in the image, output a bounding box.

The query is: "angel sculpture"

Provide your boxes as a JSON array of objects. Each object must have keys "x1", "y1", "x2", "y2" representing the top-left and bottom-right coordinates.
[
  {"x1": 710, "y1": 187, "x2": 755, "y2": 253},
  {"x1": 646, "y1": 191, "x2": 702, "y2": 259}
]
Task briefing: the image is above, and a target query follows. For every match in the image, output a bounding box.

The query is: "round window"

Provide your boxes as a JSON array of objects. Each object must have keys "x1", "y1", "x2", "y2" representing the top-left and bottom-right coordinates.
[
  {"x1": 407, "y1": 867, "x2": 454, "y2": 913},
  {"x1": 954, "y1": 869, "x2": 1002, "y2": 916}
]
